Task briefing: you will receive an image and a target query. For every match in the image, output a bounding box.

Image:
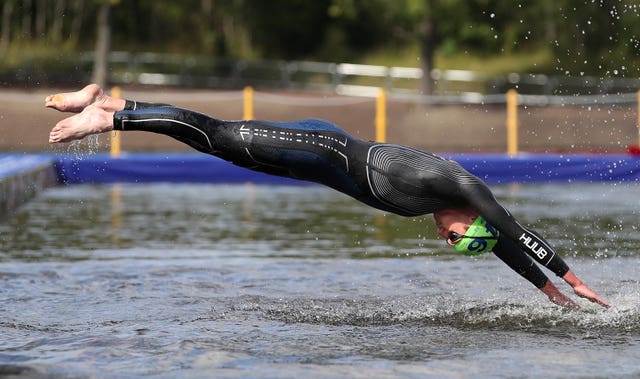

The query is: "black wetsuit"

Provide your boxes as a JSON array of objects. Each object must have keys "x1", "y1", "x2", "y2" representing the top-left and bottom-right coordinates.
[{"x1": 114, "y1": 101, "x2": 570, "y2": 288}]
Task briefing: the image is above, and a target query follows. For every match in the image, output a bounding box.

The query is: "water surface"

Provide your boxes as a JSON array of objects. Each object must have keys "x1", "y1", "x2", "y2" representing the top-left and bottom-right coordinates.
[{"x1": 1, "y1": 183, "x2": 639, "y2": 378}]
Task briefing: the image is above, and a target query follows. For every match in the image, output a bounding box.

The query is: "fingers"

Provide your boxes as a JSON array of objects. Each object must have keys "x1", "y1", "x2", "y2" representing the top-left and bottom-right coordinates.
[
  {"x1": 547, "y1": 290, "x2": 580, "y2": 309},
  {"x1": 550, "y1": 295, "x2": 580, "y2": 310},
  {"x1": 573, "y1": 284, "x2": 610, "y2": 309},
  {"x1": 578, "y1": 292, "x2": 610, "y2": 308}
]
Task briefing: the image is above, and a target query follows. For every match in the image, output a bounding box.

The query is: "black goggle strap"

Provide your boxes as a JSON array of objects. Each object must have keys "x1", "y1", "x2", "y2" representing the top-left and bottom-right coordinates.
[{"x1": 449, "y1": 231, "x2": 498, "y2": 243}]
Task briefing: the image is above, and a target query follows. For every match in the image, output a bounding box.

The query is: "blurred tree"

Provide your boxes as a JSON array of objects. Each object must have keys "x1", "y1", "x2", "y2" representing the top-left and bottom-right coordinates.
[
  {"x1": 35, "y1": 0, "x2": 46, "y2": 38},
  {"x1": 241, "y1": 0, "x2": 331, "y2": 59},
  {"x1": 0, "y1": 0, "x2": 13, "y2": 55},
  {"x1": 551, "y1": 0, "x2": 640, "y2": 78},
  {"x1": 22, "y1": 0, "x2": 33, "y2": 41},
  {"x1": 50, "y1": 0, "x2": 65, "y2": 45},
  {"x1": 67, "y1": 0, "x2": 86, "y2": 48},
  {"x1": 92, "y1": 0, "x2": 117, "y2": 88},
  {"x1": 2, "y1": 0, "x2": 639, "y2": 84},
  {"x1": 412, "y1": 0, "x2": 442, "y2": 95}
]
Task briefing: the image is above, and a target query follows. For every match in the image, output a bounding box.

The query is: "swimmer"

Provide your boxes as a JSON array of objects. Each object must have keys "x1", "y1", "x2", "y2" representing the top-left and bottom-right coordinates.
[{"x1": 46, "y1": 84, "x2": 609, "y2": 309}]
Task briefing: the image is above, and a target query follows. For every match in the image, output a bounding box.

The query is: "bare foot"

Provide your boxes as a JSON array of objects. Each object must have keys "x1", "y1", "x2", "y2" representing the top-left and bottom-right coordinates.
[
  {"x1": 49, "y1": 105, "x2": 114, "y2": 143},
  {"x1": 45, "y1": 84, "x2": 105, "y2": 113}
]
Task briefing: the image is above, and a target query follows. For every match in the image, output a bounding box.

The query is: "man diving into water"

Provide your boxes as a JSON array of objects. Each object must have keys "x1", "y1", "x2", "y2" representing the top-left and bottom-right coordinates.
[{"x1": 46, "y1": 84, "x2": 610, "y2": 309}]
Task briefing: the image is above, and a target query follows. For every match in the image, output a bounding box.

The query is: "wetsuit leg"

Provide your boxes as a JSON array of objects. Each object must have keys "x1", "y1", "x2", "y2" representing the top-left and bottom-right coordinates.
[
  {"x1": 114, "y1": 106, "x2": 270, "y2": 168},
  {"x1": 123, "y1": 100, "x2": 171, "y2": 110},
  {"x1": 112, "y1": 106, "x2": 372, "y2": 201}
]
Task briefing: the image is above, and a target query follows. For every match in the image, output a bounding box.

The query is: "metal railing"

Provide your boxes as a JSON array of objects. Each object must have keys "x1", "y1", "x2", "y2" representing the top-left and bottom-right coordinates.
[{"x1": 71, "y1": 51, "x2": 640, "y2": 106}]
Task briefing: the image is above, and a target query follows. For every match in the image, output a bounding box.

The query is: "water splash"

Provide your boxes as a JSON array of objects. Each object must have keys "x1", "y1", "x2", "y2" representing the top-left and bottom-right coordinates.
[
  {"x1": 231, "y1": 292, "x2": 639, "y2": 332},
  {"x1": 66, "y1": 134, "x2": 103, "y2": 160}
]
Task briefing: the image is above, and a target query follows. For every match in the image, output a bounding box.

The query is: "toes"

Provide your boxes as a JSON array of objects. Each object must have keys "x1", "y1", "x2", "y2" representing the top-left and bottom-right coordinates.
[
  {"x1": 49, "y1": 127, "x2": 62, "y2": 143},
  {"x1": 45, "y1": 94, "x2": 67, "y2": 111}
]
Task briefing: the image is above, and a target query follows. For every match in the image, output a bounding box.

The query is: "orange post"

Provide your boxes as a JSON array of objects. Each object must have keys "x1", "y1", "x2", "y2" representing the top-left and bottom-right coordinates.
[
  {"x1": 506, "y1": 89, "x2": 519, "y2": 156},
  {"x1": 110, "y1": 86, "x2": 122, "y2": 158},
  {"x1": 243, "y1": 86, "x2": 254, "y2": 120},
  {"x1": 375, "y1": 88, "x2": 387, "y2": 142}
]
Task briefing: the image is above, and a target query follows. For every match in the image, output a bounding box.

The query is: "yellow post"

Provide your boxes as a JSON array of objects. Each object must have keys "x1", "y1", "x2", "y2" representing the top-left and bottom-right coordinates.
[
  {"x1": 243, "y1": 86, "x2": 254, "y2": 120},
  {"x1": 506, "y1": 89, "x2": 519, "y2": 156},
  {"x1": 110, "y1": 86, "x2": 122, "y2": 158},
  {"x1": 374, "y1": 88, "x2": 388, "y2": 228},
  {"x1": 375, "y1": 88, "x2": 387, "y2": 143}
]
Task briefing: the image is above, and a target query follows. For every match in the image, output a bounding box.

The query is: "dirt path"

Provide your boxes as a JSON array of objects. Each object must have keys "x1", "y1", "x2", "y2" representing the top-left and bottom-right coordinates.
[{"x1": 1, "y1": 86, "x2": 637, "y2": 153}]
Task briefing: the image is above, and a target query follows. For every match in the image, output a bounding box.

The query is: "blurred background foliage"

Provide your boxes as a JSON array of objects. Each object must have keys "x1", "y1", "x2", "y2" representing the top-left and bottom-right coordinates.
[{"x1": 1, "y1": 0, "x2": 639, "y2": 80}]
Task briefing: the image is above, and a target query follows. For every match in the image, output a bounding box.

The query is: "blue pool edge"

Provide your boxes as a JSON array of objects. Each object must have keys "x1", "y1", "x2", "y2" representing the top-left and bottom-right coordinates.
[{"x1": 2, "y1": 151, "x2": 640, "y2": 214}]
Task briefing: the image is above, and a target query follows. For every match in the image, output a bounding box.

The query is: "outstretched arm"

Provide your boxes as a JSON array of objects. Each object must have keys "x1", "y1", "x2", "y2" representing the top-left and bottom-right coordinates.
[
  {"x1": 492, "y1": 236, "x2": 578, "y2": 308},
  {"x1": 453, "y1": 178, "x2": 610, "y2": 309}
]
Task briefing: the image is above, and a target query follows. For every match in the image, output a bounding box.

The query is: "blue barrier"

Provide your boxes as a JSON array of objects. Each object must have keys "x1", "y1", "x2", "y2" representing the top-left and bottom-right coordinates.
[
  {"x1": 0, "y1": 154, "x2": 54, "y2": 179},
  {"x1": 448, "y1": 153, "x2": 640, "y2": 184},
  {"x1": 0, "y1": 154, "x2": 58, "y2": 214},
  {"x1": 54, "y1": 153, "x2": 305, "y2": 185},
  {"x1": 51, "y1": 152, "x2": 640, "y2": 185}
]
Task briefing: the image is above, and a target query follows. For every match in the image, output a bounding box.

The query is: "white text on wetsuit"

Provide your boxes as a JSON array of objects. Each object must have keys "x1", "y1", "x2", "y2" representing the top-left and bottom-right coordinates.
[{"x1": 519, "y1": 233, "x2": 548, "y2": 260}]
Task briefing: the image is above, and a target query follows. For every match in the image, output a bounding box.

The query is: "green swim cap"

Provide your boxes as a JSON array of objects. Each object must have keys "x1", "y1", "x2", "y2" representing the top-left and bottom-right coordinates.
[{"x1": 453, "y1": 216, "x2": 499, "y2": 256}]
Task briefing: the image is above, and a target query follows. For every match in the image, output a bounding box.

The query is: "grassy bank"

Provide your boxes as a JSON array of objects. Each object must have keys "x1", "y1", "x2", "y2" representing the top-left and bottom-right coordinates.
[
  {"x1": 358, "y1": 44, "x2": 554, "y2": 75},
  {"x1": 1, "y1": 43, "x2": 556, "y2": 87}
]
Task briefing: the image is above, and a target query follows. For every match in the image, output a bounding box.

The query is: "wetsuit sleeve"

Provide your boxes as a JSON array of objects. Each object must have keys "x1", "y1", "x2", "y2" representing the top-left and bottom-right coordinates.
[
  {"x1": 451, "y1": 168, "x2": 571, "y2": 278},
  {"x1": 526, "y1": 228, "x2": 570, "y2": 277},
  {"x1": 492, "y1": 235, "x2": 549, "y2": 289}
]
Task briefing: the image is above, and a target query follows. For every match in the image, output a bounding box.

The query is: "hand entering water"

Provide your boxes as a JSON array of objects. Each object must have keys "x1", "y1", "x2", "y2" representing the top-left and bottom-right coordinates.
[
  {"x1": 563, "y1": 270, "x2": 610, "y2": 308},
  {"x1": 572, "y1": 283, "x2": 610, "y2": 308},
  {"x1": 540, "y1": 281, "x2": 579, "y2": 309}
]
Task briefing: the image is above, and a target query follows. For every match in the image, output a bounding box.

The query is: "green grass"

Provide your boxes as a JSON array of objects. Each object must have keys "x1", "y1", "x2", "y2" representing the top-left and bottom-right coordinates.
[
  {"x1": 4, "y1": 41, "x2": 554, "y2": 75},
  {"x1": 359, "y1": 44, "x2": 555, "y2": 76},
  {"x1": 436, "y1": 48, "x2": 554, "y2": 75}
]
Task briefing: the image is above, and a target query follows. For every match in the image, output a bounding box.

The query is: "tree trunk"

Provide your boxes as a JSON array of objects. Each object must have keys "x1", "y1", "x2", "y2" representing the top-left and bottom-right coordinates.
[
  {"x1": 68, "y1": 0, "x2": 85, "y2": 48},
  {"x1": 35, "y1": 0, "x2": 47, "y2": 38},
  {"x1": 0, "y1": 1, "x2": 14, "y2": 54},
  {"x1": 51, "y1": 0, "x2": 66, "y2": 44},
  {"x1": 419, "y1": 14, "x2": 437, "y2": 96},
  {"x1": 22, "y1": 0, "x2": 33, "y2": 40},
  {"x1": 92, "y1": 2, "x2": 111, "y2": 88}
]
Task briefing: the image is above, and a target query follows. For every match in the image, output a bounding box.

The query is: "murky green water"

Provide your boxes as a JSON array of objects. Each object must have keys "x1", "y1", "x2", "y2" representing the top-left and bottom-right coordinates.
[{"x1": 1, "y1": 183, "x2": 639, "y2": 378}]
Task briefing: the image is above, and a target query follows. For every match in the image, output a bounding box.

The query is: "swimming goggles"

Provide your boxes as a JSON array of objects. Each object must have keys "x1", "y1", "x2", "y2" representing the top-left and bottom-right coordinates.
[{"x1": 448, "y1": 231, "x2": 498, "y2": 244}]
